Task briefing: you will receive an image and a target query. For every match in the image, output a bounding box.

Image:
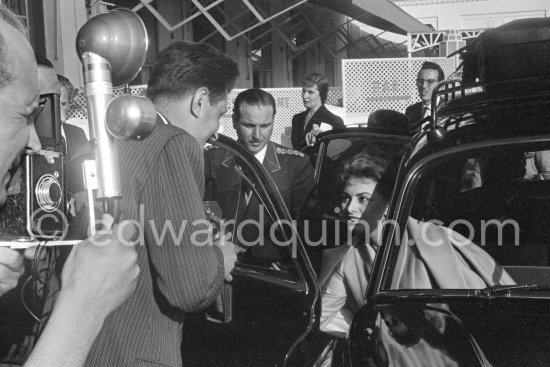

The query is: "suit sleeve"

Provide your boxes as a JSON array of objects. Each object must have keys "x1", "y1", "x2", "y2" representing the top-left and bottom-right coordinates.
[
  {"x1": 203, "y1": 150, "x2": 217, "y2": 201},
  {"x1": 320, "y1": 260, "x2": 349, "y2": 336},
  {"x1": 332, "y1": 114, "x2": 345, "y2": 129},
  {"x1": 290, "y1": 156, "x2": 315, "y2": 219},
  {"x1": 291, "y1": 114, "x2": 301, "y2": 150},
  {"x1": 141, "y1": 133, "x2": 224, "y2": 313},
  {"x1": 404, "y1": 105, "x2": 413, "y2": 122}
]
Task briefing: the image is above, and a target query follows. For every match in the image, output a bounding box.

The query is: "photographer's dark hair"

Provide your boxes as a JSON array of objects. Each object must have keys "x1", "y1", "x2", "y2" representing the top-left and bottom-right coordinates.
[
  {"x1": 147, "y1": 41, "x2": 239, "y2": 107},
  {"x1": 419, "y1": 61, "x2": 445, "y2": 82},
  {"x1": 304, "y1": 73, "x2": 329, "y2": 104},
  {"x1": 232, "y1": 88, "x2": 276, "y2": 123}
]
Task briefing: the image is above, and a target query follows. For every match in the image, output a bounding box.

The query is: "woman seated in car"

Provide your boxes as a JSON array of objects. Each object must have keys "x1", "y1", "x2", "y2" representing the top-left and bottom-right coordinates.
[{"x1": 319, "y1": 151, "x2": 515, "y2": 337}]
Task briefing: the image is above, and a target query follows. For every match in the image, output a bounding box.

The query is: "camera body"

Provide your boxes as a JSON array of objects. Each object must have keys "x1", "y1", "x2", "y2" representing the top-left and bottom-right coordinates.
[
  {"x1": 0, "y1": 93, "x2": 68, "y2": 240},
  {"x1": 25, "y1": 150, "x2": 66, "y2": 239}
]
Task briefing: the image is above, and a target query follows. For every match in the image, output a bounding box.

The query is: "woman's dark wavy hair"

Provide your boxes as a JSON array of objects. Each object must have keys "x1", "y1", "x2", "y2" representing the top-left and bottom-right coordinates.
[
  {"x1": 339, "y1": 151, "x2": 396, "y2": 201},
  {"x1": 146, "y1": 41, "x2": 239, "y2": 106}
]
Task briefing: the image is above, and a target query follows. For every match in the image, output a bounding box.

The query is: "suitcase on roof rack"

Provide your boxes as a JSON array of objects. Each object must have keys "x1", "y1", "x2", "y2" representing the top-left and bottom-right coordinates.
[{"x1": 462, "y1": 17, "x2": 550, "y2": 93}]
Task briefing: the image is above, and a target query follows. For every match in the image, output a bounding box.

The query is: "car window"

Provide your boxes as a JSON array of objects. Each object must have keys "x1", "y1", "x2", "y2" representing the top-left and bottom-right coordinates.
[
  {"x1": 386, "y1": 146, "x2": 550, "y2": 290},
  {"x1": 204, "y1": 144, "x2": 306, "y2": 285},
  {"x1": 314, "y1": 136, "x2": 407, "y2": 218}
]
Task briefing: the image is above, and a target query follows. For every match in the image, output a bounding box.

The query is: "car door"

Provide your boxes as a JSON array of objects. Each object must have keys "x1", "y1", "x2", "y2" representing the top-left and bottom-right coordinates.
[
  {"x1": 348, "y1": 134, "x2": 550, "y2": 366},
  {"x1": 182, "y1": 135, "x2": 319, "y2": 367}
]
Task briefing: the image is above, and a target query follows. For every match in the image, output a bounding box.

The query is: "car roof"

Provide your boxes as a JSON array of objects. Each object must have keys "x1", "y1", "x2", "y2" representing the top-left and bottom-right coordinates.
[{"x1": 405, "y1": 79, "x2": 550, "y2": 167}]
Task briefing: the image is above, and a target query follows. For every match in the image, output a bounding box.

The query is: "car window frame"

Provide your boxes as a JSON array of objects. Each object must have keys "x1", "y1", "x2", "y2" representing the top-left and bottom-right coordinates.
[
  {"x1": 371, "y1": 135, "x2": 550, "y2": 299},
  {"x1": 314, "y1": 128, "x2": 412, "y2": 185}
]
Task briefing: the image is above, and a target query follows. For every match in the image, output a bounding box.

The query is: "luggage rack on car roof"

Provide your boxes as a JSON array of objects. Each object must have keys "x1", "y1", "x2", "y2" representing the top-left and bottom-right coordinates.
[{"x1": 426, "y1": 77, "x2": 550, "y2": 140}]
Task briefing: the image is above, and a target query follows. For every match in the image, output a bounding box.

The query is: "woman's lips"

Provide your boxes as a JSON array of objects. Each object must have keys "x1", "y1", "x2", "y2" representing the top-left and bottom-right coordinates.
[{"x1": 346, "y1": 216, "x2": 361, "y2": 226}]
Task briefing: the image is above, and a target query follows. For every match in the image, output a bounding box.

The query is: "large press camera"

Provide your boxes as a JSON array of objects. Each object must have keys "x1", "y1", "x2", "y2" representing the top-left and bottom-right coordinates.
[{"x1": 0, "y1": 93, "x2": 68, "y2": 240}]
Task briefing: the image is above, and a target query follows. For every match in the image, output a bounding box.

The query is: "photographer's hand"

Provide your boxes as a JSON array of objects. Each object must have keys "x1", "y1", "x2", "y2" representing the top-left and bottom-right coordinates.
[
  {"x1": 24, "y1": 219, "x2": 141, "y2": 367},
  {"x1": 213, "y1": 232, "x2": 243, "y2": 282},
  {"x1": 0, "y1": 247, "x2": 24, "y2": 296}
]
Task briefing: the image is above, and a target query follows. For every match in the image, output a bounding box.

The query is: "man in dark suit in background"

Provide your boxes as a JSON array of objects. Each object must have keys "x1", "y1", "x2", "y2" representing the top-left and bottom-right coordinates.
[
  {"x1": 291, "y1": 73, "x2": 344, "y2": 151},
  {"x1": 405, "y1": 61, "x2": 445, "y2": 134},
  {"x1": 84, "y1": 41, "x2": 241, "y2": 367}
]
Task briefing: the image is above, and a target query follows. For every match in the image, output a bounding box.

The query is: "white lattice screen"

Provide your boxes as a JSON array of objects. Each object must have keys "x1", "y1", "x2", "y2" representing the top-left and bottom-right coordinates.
[
  {"x1": 343, "y1": 57, "x2": 457, "y2": 117},
  {"x1": 68, "y1": 87, "x2": 343, "y2": 148}
]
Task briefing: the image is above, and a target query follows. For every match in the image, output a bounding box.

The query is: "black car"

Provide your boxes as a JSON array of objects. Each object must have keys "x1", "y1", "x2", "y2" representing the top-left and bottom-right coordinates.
[
  {"x1": 185, "y1": 79, "x2": 550, "y2": 366},
  {"x1": 334, "y1": 77, "x2": 550, "y2": 366}
]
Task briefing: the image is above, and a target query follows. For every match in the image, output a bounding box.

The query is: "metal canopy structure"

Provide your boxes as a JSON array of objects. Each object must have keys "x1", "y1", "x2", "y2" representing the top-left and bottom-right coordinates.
[
  {"x1": 408, "y1": 29, "x2": 483, "y2": 54},
  {"x1": 310, "y1": 0, "x2": 431, "y2": 35},
  {"x1": 133, "y1": 0, "x2": 308, "y2": 40},
  {"x1": 131, "y1": 0, "x2": 428, "y2": 58}
]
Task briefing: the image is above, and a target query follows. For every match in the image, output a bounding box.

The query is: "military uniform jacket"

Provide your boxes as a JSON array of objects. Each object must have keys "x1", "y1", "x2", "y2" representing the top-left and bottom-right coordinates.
[
  {"x1": 204, "y1": 141, "x2": 315, "y2": 261},
  {"x1": 291, "y1": 105, "x2": 345, "y2": 151},
  {"x1": 85, "y1": 119, "x2": 224, "y2": 367},
  {"x1": 205, "y1": 141, "x2": 314, "y2": 220}
]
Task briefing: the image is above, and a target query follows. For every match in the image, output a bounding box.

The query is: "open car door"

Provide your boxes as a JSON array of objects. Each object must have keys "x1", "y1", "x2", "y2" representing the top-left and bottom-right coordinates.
[{"x1": 182, "y1": 135, "x2": 319, "y2": 367}]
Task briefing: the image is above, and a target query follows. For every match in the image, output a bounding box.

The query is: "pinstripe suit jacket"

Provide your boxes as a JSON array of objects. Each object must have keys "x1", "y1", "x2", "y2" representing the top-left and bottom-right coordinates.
[{"x1": 85, "y1": 119, "x2": 225, "y2": 367}]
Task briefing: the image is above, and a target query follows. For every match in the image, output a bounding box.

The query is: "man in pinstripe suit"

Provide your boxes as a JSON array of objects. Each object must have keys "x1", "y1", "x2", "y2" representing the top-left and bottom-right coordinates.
[{"x1": 84, "y1": 42, "x2": 241, "y2": 367}]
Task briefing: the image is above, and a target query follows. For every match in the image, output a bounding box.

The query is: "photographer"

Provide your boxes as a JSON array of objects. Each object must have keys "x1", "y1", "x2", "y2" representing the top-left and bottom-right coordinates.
[
  {"x1": 84, "y1": 41, "x2": 241, "y2": 367},
  {"x1": 0, "y1": 5, "x2": 140, "y2": 367}
]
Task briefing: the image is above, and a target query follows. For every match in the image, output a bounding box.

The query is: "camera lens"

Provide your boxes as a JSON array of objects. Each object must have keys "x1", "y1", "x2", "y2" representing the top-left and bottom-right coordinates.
[{"x1": 35, "y1": 174, "x2": 62, "y2": 212}]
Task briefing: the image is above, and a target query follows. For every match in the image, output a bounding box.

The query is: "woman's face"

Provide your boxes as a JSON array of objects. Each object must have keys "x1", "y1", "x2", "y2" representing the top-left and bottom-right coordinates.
[{"x1": 340, "y1": 176, "x2": 378, "y2": 230}]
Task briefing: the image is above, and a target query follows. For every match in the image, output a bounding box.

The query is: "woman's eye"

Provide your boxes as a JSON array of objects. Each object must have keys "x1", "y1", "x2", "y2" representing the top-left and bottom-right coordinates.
[{"x1": 358, "y1": 196, "x2": 370, "y2": 204}]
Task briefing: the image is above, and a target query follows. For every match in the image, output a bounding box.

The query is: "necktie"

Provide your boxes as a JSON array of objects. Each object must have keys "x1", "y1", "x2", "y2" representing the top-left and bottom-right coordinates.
[{"x1": 421, "y1": 105, "x2": 430, "y2": 119}]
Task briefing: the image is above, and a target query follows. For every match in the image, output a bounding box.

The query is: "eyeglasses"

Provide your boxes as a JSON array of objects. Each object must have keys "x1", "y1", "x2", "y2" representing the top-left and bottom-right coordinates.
[{"x1": 416, "y1": 78, "x2": 438, "y2": 86}]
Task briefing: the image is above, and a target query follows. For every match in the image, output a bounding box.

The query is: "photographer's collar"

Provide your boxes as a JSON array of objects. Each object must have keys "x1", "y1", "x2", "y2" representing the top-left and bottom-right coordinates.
[{"x1": 157, "y1": 112, "x2": 171, "y2": 125}]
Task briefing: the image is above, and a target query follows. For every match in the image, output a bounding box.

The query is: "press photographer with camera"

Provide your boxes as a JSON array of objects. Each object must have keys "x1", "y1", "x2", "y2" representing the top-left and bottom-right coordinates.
[
  {"x1": 0, "y1": 5, "x2": 140, "y2": 367},
  {"x1": 81, "y1": 40, "x2": 241, "y2": 367}
]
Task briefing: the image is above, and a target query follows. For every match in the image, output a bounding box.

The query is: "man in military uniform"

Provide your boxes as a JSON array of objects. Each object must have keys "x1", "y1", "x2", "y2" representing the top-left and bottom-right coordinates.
[{"x1": 205, "y1": 88, "x2": 315, "y2": 262}]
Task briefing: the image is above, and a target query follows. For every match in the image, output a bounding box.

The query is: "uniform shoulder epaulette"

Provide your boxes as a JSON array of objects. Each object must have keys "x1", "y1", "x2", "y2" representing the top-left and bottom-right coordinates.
[
  {"x1": 204, "y1": 144, "x2": 219, "y2": 151},
  {"x1": 276, "y1": 146, "x2": 305, "y2": 157}
]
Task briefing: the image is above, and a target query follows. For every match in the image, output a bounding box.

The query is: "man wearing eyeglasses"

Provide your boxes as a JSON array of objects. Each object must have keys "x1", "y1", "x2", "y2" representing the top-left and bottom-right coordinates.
[{"x1": 405, "y1": 61, "x2": 445, "y2": 134}]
